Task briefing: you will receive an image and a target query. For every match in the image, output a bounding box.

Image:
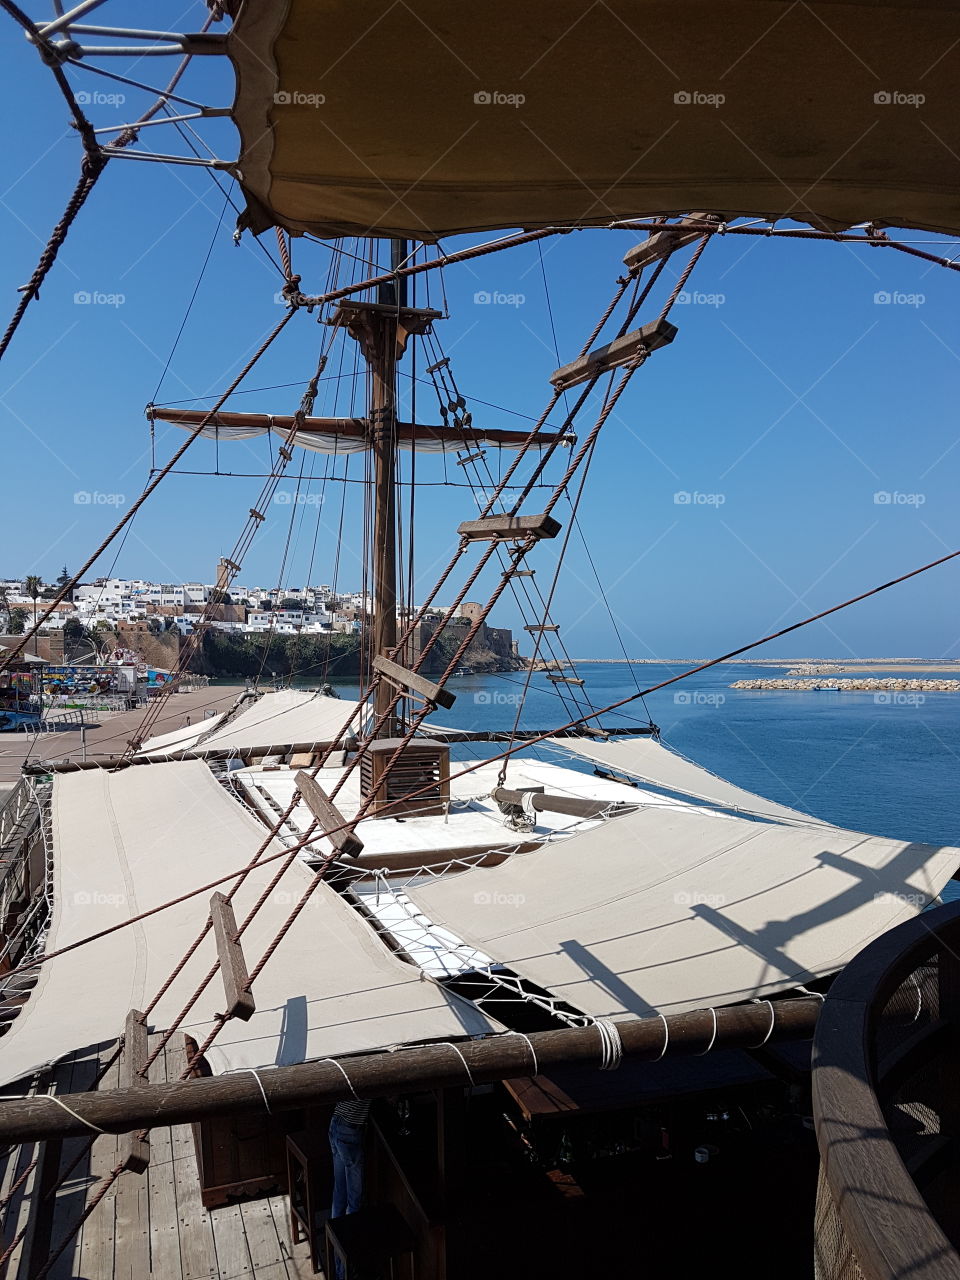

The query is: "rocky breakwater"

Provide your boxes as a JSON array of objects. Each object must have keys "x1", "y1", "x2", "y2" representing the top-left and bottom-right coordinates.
[{"x1": 730, "y1": 677, "x2": 960, "y2": 692}]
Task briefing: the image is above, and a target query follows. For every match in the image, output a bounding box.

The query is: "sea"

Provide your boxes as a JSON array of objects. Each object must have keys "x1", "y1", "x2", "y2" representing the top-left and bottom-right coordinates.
[{"x1": 315, "y1": 660, "x2": 960, "y2": 853}]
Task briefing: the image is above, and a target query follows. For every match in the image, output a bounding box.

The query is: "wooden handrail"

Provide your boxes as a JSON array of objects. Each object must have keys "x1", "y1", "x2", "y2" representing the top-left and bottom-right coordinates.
[{"x1": 813, "y1": 901, "x2": 960, "y2": 1280}]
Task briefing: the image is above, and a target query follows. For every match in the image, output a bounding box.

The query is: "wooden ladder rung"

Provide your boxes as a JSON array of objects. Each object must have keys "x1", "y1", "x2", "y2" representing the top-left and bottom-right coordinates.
[
  {"x1": 373, "y1": 654, "x2": 456, "y2": 710},
  {"x1": 622, "y1": 213, "x2": 717, "y2": 272},
  {"x1": 550, "y1": 319, "x2": 677, "y2": 392},
  {"x1": 458, "y1": 513, "x2": 561, "y2": 542},
  {"x1": 210, "y1": 893, "x2": 256, "y2": 1022},
  {"x1": 296, "y1": 771, "x2": 364, "y2": 859},
  {"x1": 525, "y1": 624, "x2": 559, "y2": 632}
]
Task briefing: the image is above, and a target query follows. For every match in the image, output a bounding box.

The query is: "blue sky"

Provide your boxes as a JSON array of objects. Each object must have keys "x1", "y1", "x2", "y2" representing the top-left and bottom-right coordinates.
[{"x1": 1, "y1": 5, "x2": 959, "y2": 660}]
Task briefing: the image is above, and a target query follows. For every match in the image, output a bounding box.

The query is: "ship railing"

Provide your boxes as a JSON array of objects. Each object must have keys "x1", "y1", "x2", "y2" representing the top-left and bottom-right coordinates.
[{"x1": 813, "y1": 898, "x2": 960, "y2": 1280}]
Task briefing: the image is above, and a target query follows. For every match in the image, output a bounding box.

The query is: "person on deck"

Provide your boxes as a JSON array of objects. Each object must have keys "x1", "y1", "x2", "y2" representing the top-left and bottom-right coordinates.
[{"x1": 328, "y1": 1098, "x2": 371, "y2": 1220}]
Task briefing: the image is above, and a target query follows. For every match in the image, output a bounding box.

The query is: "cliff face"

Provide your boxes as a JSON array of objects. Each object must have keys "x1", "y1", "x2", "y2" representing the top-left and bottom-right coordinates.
[{"x1": 414, "y1": 620, "x2": 522, "y2": 674}]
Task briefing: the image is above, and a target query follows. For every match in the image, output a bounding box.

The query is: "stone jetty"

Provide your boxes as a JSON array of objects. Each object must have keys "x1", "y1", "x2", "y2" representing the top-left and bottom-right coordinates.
[{"x1": 730, "y1": 677, "x2": 960, "y2": 692}]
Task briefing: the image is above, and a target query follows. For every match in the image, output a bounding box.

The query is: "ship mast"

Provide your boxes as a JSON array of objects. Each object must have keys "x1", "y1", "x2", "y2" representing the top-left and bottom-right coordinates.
[{"x1": 335, "y1": 240, "x2": 439, "y2": 737}]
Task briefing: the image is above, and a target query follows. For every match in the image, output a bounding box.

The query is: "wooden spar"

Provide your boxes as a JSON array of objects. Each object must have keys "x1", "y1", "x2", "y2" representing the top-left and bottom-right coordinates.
[
  {"x1": 210, "y1": 893, "x2": 256, "y2": 1022},
  {"x1": 550, "y1": 319, "x2": 678, "y2": 391},
  {"x1": 146, "y1": 408, "x2": 563, "y2": 450},
  {"x1": 457, "y1": 513, "x2": 562, "y2": 542},
  {"x1": 492, "y1": 785, "x2": 632, "y2": 820},
  {"x1": 0, "y1": 999, "x2": 820, "y2": 1144},
  {"x1": 21, "y1": 724, "x2": 659, "y2": 773},
  {"x1": 372, "y1": 654, "x2": 457, "y2": 711},
  {"x1": 295, "y1": 771, "x2": 364, "y2": 859},
  {"x1": 120, "y1": 1009, "x2": 150, "y2": 1173}
]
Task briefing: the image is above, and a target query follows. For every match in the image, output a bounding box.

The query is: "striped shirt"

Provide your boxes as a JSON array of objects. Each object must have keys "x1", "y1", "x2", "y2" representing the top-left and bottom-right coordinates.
[{"x1": 333, "y1": 1099, "x2": 371, "y2": 1126}]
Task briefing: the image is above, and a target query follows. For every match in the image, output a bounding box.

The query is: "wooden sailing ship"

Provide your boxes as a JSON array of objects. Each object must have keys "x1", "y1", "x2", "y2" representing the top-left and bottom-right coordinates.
[{"x1": 0, "y1": 2, "x2": 959, "y2": 1276}]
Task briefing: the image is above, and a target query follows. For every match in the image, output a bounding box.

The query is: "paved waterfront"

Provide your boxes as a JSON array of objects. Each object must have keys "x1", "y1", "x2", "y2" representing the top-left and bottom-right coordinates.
[{"x1": 0, "y1": 685, "x2": 245, "y2": 798}]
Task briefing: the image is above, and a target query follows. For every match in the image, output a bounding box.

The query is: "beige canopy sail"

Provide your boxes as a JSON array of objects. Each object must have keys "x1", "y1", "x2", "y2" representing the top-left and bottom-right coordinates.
[
  {"x1": 192, "y1": 688, "x2": 362, "y2": 754},
  {"x1": 0, "y1": 762, "x2": 498, "y2": 1088},
  {"x1": 549, "y1": 736, "x2": 833, "y2": 826},
  {"x1": 408, "y1": 804, "x2": 960, "y2": 1020},
  {"x1": 227, "y1": 1, "x2": 960, "y2": 239}
]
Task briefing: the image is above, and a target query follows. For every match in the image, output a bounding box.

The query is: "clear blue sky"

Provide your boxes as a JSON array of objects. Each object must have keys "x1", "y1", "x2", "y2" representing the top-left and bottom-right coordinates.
[{"x1": 2, "y1": 3, "x2": 959, "y2": 660}]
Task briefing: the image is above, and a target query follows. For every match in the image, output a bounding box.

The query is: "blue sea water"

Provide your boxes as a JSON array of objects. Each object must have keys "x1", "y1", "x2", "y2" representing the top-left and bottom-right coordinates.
[{"x1": 323, "y1": 661, "x2": 960, "y2": 851}]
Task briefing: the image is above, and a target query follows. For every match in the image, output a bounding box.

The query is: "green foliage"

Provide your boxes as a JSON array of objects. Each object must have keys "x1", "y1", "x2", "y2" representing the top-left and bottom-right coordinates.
[
  {"x1": 196, "y1": 629, "x2": 362, "y2": 678},
  {"x1": 7, "y1": 607, "x2": 27, "y2": 635}
]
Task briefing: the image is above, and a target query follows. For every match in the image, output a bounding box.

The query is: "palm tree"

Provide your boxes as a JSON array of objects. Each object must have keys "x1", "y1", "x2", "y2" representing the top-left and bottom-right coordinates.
[{"x1": 23, "y1": 576, "x2": 43, "y2": 655}]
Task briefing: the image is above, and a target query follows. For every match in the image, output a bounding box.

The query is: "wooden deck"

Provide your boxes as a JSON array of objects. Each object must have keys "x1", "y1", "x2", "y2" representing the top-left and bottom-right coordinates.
[{"x1": 0, "y1": 1036, "x2": 317, "y2": 1279}]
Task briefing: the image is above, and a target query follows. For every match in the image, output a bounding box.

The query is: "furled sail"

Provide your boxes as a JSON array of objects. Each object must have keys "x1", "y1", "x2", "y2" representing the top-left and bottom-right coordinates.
[
  {"x1": 148, "y1": 407, "x2": 568, "y2": 455},
  {"x1": 228, "y1": 1, "x2": 960, "y2": 239}
]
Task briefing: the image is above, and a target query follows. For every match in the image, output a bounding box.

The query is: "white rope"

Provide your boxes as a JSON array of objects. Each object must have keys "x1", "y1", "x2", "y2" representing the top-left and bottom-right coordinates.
[
  {"x1": 656, "y1": 1013, "x2": 669, "y2": 1060},
  {"x1": 505, "y1": 1030, "x2": 539, "y2": 1078},
  {"x1": 695, "y1": 1007, "x2": 718, "y2": 1056},
  {"x1": 751, "y1": 1000, "x2": 776, "y2": 1046},
  {"x1": 594, "y1": 1018, "x2": 624, "y2": 1070},
  {"x1": 322, "y1": 1058, "x2": 359, "y2": 1099},
  {"x1": 2, "y1": 1094, "x2": 107, "y2": 1135},
  {"x1": 443, "y1": 1042, "x2": 476, "y2": 1087},
  {"x1": 239, "y1": 1067, "x2": 272, "y2": 1115},
  {"x1": 795, "y1": 985, "x2": 825, "y2": 1003}
]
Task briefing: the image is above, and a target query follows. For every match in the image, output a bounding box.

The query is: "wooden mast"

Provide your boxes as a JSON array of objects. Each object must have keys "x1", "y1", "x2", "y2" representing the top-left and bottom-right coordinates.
[
  {"x1": 370, "y1": 239, "x2": 403, "y2": 735},
  {"x1": 336, "y1": 241, "x2": 439, "y2": 738}
]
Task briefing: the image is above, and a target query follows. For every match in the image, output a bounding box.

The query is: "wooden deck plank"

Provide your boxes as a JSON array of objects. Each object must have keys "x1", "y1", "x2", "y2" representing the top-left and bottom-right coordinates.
[
  {"x1": 209, "y1": 1202, "x2": 252, "y2": 1280},
  {"x1": 267, "y1": 1194, "x2": 318, "y2": 1280},
  {"x1": 0, "y1": 1071, "x2": 41, "y2": 1280},
  {"x1": 168, "y1": 1041, "x2": 217, "y2": 1280},
  {"x1": 146, "y1": 1105, "x2": 182, "y2": 1278},
  {"x1": 239, "y1": 1198, "x2": 285, "y2": 1272},
  {"x1": 75, "y1": 1044, "x2": 121, "y2": 1280}
]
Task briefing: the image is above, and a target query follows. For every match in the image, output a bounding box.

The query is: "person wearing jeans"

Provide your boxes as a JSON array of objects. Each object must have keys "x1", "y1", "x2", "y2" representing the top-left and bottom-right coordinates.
[{"x1": 329, "y1": 1099, "x2": 370, "y2": 1220}]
